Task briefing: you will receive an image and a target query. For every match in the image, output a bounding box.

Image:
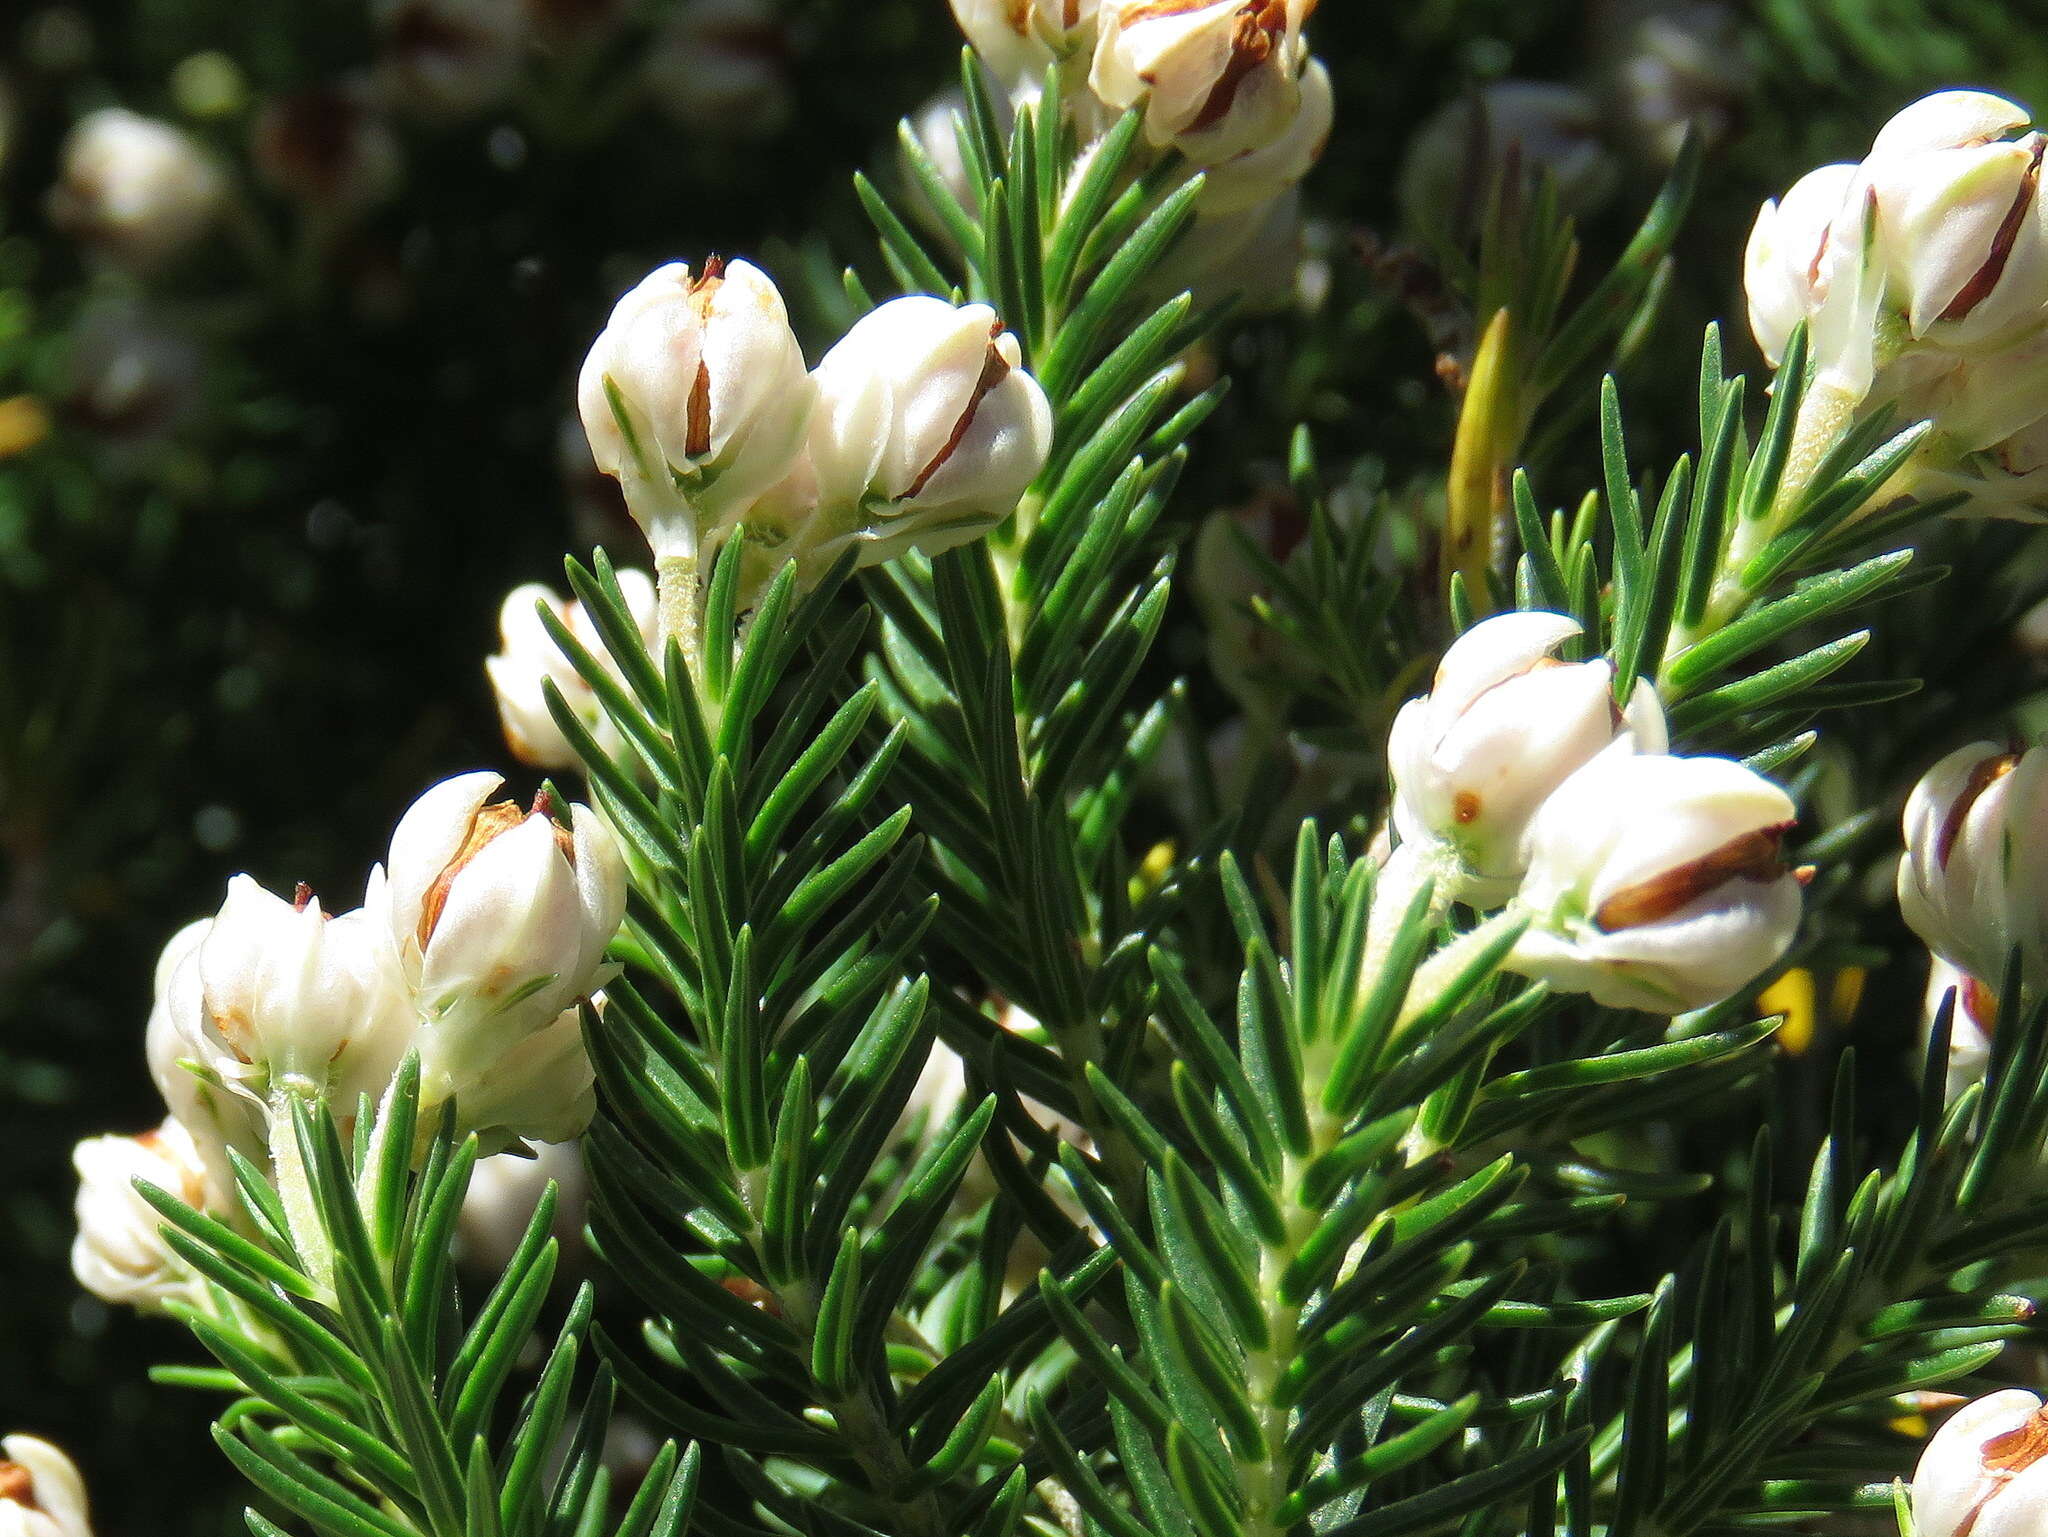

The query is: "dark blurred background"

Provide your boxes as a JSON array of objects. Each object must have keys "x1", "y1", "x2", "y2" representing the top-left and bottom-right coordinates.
[{"x1": 2, "y1": 1, "x2": 2044, "y2": 1530}]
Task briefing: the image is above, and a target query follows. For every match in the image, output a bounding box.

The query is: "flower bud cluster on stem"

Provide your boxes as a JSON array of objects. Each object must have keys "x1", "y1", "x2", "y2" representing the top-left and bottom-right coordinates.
[
  {"x1": 76, "y1": 771, "x2": 624, "y2": 1308},
  {"x1": 1718, "y1": 89, "x2": 2048, "y2": 638},
  {"x1": 577, "y1": 259, "x2": 1053, "y2": 683},
  {"x1": 1378, "y1": 611, "x2": 1805, "y2": 1025},
  {"x1": 928, "y1": 0, "x2": 1331, "y2": 312}
]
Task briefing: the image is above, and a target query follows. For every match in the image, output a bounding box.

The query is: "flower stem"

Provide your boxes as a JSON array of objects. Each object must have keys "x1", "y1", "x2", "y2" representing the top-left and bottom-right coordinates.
[
  {"x1": 1393, "y1": 907, "x2": 1528, "y2": 1037},
  {"x1": 267, "y1": 1082, "x2": 334, "y2": 1296},
  {"x1": 1359, "y1": 842, "x2": 1452, "y2": 1001},
  {"x1": 656, "y1": 550, "x2": 704, "y2": 692},
  {"x1": 1674, "y1": 373, "x2": 1863, "y2": 665}
]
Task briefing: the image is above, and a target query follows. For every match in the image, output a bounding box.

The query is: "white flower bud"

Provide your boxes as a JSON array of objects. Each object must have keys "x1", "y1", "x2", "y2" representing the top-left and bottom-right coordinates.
[
  {"x1": 0, "y1": 1436, "x2": 91, "y2": 1537},
  {"x1": 379, "y1": 772, "x2": 625, "y2": 1145},
  {"x1": 1090, "y1": 0, "x2": 1318, "y2": 167},
  {"x1": 1744, "y1": 91, "x2": 2048, "y2": 447},
  {"x1": 1196, "y1": 55, "x2": 1330, "y2": 216},
  {"x1": 1508, "y1": 752, "x2": 1805, "y2": 1013},
  {"x1": 1743, "y1": 162, "x2": 1859, "y2": 368},
  {"x1": 442, "y1": 1002, "x2": 597, "y2": 1148},
  {"x1": 644, "y1": 0, "x2": 793, "y2": 139},
  {"x1": 1899, "y1": 742, "x2": 2048, "y2": 994},
  {"x1": 174, "y1": 877, "x2": 415, "y2": 1108},
  {"x1": 251, "y1": 81, "x2": 404, "y2": 214},
  {"x1": 375, "y1": 0, "x2": 528, "y2": 117},
  {"x1": 1399, "y1": 82, "x2": 1618, "y2": 236},
  {"x1": 1882, "y1": 342, "x2": 2048, "y2": 518},
  {"x1": 70, "y1": 1118, "x2": 211, "y2": 1313},
  {"x1": 485, "y1": 570, "x2": 656, "y2": 771},
  {"x1": 145, "y1": 920, "x2": 266, "y2": 1207},
  {"x1": 47, "y1": 109, "x2": 226, "y2": 271},
  {"x1": 457, "y1": 1138, "x2": 587, "y2": 1270},
  {"x1": 951, "y1": 0, "x2": 1100, "y2": 90},
  {"x1": 1914, "y1": 1390, "x2": 2048, "y2": 1537},
  {"x1": 1923, "y1": 954, "x2": 1997, "y2": 1106},
  {"x1": 1861, "y1": 92, "x2": 2048, "y2": 353},
  {"x1": 576, "y1": 258, "x2": 814, "y2": 562},
  {"x1": 905, "y1": 90, "x2": 982, "y2": 237},
  {"x1": 804, "y1": 296, "x2": 1052, "y2": 562},
  {"x1": 1389, "y1": 612, "x2": 1668, "y2": 907}
]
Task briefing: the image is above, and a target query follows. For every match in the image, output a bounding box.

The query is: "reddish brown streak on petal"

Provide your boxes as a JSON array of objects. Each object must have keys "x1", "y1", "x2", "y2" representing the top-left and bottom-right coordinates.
[
  {"x1": 1185, "y1": 1, "x2": 1288, "y2": 134},
  {"x1": 0, "y1": 1463, "x2": 37, "y2": 1511},
  {"x1": 1592, "y1": 824, "x2": 1791, "y2": 932},
  {"x1": 1952, "y1": 1406, "x2": 2048, "y2": 1537},
  {"x1": 418, "y1": 800, "x2": 527, "y2": 948},
  {"x1": 1941, "y1": 138, "x2": 2046, "y2": 323},
  {"x1": 1963, "y1": 973, "x2": 2000, "y2": 1033},
  {"x1": 1936, "y1": 752, "x2": 2018, "y2": 870},
  {"x1": 905, "y1": 325, "x2": 1013, "y2": 499},
  {"x1": 1449, "y1": 652, "x2": 1572, "y2": 724},
  {"x1": 684, "y1": 360, "x2": 713, "y2": 460},
  {"x1": 683, "y1": 260, "x2": 728, "y2": 461},
  {"x1": 1984, "y1": 1407, "x2": 2048, "y2": 1472}
]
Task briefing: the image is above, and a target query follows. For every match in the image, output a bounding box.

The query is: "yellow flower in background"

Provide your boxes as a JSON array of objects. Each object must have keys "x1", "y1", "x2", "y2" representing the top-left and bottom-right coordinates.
[{"x1": 0, "y1": 396, "x2": 51, "y2": 459}]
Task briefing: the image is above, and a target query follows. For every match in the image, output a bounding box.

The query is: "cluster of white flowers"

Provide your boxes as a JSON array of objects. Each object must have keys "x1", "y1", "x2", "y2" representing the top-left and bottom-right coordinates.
[
  {"x1": 374, "y1": 0, "x2": 794, "y2": 129},
  {"x1": 933, "y1": 0, "x2": 1331, "y2": 293},
  {"x1": 1743, "y1": 90, "x2": 2048, "y2": 513},
  {"x1": 72, "y1": 771, "x2": 624, "y2": 1313},
  {"x1": 577, "y1": 257, "x2": 1053, "y2": 590},
  {"x1": 0, "y1": 1437, "x2": 91, "y2": 1537},
  {"x1": 43, "y1": 5, "x2": 802, "y2": 275},
  {"x1": 1388, "y1": 612, "x2": 1805, "y2": 1014}
]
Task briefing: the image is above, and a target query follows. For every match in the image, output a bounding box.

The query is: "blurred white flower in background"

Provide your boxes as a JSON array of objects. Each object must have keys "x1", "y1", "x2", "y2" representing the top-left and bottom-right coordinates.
[
  {"x1": 487, "y1": 570, "x2": 657, "y2": 772},
  {"x1": 644, "y1": 0, "x2": 792, "y2": 138},
  {"x1": 48, "y1": 108, "x2": 227, "y2": 271},
  {"x1": 457, "y1": 1138, "x2": 588, "y2": 1271},
  {"x1": 70, "y1": 1119, "x2": 212, "y2": 1313}
]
